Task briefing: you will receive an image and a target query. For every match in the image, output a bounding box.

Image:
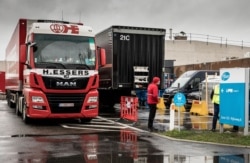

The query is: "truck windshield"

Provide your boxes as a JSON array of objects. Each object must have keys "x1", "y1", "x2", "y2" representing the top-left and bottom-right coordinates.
[
  {"x1": 170, "y1": 71, "x2": 196, "y2": 88},
  {"x1": 33, "y1": 34, "x2": 96, "y2": 69}
]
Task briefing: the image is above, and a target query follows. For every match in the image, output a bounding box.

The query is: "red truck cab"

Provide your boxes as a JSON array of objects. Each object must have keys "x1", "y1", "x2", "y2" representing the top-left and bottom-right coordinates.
[{"x1": 5, "y1": 19, "x2": 105, "y2": 123}]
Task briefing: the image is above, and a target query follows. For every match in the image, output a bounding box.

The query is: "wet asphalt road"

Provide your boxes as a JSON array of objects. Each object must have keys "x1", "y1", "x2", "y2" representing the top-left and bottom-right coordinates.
[{"x1": 0, "y1": 100, "x2": 250, "y2": 163}]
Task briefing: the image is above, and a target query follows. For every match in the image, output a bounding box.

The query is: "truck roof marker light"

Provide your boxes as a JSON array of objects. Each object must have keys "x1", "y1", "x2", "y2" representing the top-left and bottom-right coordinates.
[{"x1": 37, "y1": 19, "x2": 84, "y2": 25}]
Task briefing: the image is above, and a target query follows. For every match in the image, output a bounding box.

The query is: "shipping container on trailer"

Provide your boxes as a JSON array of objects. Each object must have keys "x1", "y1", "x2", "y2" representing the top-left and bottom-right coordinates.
[
  {"x1": 5, "y1": 18, "x2": 106, "y2": 123},
  {"x1": 96, "y1": 26, "x2": 166, "y2": 109}
]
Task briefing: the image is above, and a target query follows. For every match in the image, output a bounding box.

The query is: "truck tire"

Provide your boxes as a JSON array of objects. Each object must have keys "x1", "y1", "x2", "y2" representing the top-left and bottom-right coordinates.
[
  {"x1": 15, "y1": 94, "x2": 21, "y2": 116},
  {"x1": 22, "y1": 99, "x2": 31, "y2": 124},
  {"x1": 7, "y1": 96, "x2": 15, "y2": 108},
  {"x1": 6, "y1": 91, "x2": 16, "y2": 108}
]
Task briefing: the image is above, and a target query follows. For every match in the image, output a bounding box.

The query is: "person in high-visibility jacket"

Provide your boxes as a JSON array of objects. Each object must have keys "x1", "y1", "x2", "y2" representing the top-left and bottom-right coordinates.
[{"x1": 210, "y1": 84, "x2": 220, "y2": 132}]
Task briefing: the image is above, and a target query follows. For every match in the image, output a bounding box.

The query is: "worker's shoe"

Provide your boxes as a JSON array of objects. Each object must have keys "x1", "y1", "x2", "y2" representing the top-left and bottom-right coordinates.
[{"x1": 210, "y1": 129, "x2": 216, "y2": 132}]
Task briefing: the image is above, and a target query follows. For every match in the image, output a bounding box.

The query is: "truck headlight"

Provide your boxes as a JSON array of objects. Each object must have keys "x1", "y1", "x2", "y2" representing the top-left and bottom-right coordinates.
[
  {"x1": 32, "y1": 96, "x2": 44, "y2": 103},
  {"x1": 87, "y1": 96, "x2": 98, "y2": 103}
]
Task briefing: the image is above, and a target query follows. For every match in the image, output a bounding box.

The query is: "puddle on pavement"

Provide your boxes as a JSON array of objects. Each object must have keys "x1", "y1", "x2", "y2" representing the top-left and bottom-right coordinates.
[
  {"x1": 154, "y1": 110, "x2": 234, "y2": 131},
  {"x1": 16, "y1": 153, "x2": 249, "y2": 163},
  {"x1": 5, "y1": 128, "x2": 249, "y2": 163}
]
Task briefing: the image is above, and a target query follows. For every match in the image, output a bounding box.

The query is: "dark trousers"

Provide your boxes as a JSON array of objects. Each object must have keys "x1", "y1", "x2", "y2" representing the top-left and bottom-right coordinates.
[
  {"x1": 233, "y1": 126, "x2": 239, "y2": 131},
  {"x1": 212, "y1": 103, "x2": 219, "y2": 130},
  {"x1": 148, "y1": 104, "x2": 157, "y2": 129}
]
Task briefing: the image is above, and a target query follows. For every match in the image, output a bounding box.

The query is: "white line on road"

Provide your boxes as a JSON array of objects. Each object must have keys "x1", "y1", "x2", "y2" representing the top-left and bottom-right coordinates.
[
  {"x1": 60, "y1": 116, "x2": 147, "y2": 133},
  {"x1": 61, "y1": 125, "x2": 124, "y2": 132},
  {"x1": 64, "y1": 123, "x2": 127, "y2": 129},
  {"x1": 96, "y1": 116, "x2": 146, "y2": 133}
]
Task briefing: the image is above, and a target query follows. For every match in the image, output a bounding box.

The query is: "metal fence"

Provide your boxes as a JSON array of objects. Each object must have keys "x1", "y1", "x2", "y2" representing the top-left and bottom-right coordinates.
[{"x1": 166, "y1": 32, "x2": 250, "y2": 48}]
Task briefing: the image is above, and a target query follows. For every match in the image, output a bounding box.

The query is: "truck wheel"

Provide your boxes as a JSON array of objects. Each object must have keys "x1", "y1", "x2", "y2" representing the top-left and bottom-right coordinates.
[
  {"x1": 15, "y1": 94, "x2": 21, "y2": 116},
  {"x1": 22, "y1": 99, "x2": 30, "y2": 124},
  {"x1": 7, "y1": 96, "x2": 15, "y2": 108},
  {"x1": 80, "y1": 118, "x2": 92, "y2": 123}
]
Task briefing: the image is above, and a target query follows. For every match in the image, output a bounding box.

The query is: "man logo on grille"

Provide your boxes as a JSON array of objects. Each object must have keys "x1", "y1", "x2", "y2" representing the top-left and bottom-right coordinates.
[{"x1": 50, "y1": 24, "x2": 79, "y2": 34}]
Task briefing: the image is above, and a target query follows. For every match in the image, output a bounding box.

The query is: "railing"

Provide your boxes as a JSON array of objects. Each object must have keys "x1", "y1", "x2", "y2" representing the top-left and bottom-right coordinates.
[{"x1": 166, "y1": 32, "x2": 250, "y2": 48}]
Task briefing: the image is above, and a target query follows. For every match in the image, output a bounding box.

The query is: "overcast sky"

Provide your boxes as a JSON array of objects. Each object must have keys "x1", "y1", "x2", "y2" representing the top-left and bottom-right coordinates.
[{"x1": 1, "y1": 0, "x2": 250, "y2": 60}]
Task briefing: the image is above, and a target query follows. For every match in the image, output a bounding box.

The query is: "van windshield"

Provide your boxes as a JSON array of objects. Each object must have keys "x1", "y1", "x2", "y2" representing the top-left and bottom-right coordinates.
[{"x1": 171, "y1": 71, "x2": 196, "y2": 88}]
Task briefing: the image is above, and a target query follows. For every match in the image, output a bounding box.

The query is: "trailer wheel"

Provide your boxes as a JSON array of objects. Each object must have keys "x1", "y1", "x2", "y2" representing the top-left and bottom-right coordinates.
[
  {"x1": 22, "y1": 99, "x2": 30, "y2": 124},
  {"x1": 7, "y1": 95, "x2": 15, "y2": 108}
]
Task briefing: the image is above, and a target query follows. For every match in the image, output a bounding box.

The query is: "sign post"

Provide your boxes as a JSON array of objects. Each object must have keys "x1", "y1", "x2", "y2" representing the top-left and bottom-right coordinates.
[
  {"x1": 169, "y1": 103, "x2": 175, "y2": 131},
  {"x1": 220, "y1": 68, "x2": 249, "y2": 135},
  {"x1": 173, "y1": 93, "x2": 186, "y2": 131}
]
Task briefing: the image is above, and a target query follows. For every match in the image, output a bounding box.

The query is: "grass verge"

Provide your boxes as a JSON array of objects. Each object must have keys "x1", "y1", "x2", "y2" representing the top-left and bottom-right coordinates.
[{"x1": 162, "y1": 130, "x2": 250, "y2": 146}]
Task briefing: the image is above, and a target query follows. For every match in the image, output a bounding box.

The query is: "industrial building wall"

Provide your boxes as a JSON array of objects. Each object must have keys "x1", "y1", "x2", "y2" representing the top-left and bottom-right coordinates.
[
  {"x1": 174, "y1": 57, "x2": 250, "y2": 77},
  {"x1": 165, "y1": 40, "x2": 250, "y2": 66}
]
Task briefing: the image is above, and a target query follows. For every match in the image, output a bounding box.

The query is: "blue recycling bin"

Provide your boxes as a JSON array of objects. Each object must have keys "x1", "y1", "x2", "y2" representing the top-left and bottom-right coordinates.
[
  {"x1": 135, "y1": 89, "x2": 165, "y2": 109},
  {"x1": 135, "y1": 90, "x2": 149, "y2": 109},
  {"x1": 159, "y1": 89, "x2": 164, "y2": 97}
]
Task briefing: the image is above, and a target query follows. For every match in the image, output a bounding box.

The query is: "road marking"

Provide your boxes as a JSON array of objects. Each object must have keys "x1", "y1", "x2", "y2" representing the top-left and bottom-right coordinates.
[
  {"x1": 96, "y1": 116, "x2": 146, "y2": 132},
  {"x1": 61, "y1": 125, "x2": 124, "y2": 132},
  {"x1": 61, "y1": 116, "x2": 147, "y2": 133},
  {"x1": 64, "y1": 123, "x2": 127, "y2": 129}
]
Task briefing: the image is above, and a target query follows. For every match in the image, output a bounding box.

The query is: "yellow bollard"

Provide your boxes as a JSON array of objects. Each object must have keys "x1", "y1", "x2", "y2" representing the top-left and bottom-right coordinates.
[{"x1": 157, "y1": 97, "x2": 166, "y2": 110}]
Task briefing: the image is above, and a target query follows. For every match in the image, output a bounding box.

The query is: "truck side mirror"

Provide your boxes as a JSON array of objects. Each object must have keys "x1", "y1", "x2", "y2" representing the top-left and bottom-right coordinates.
[
  {"x1": 20, "y1": 45, "x2": 27, "y2": 64},
  {"x1": 100, "y1": 48, "x2": 106, "y2": 66}
]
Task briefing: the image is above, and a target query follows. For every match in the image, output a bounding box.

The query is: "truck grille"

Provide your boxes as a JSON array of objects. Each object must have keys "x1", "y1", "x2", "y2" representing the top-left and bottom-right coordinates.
[
  {"x1": 42, "y1": 77, "x2": 89, "y2": 90},
  {"x1": 46, "y1": 93, "x2": 85, "y2": 113}
]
